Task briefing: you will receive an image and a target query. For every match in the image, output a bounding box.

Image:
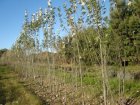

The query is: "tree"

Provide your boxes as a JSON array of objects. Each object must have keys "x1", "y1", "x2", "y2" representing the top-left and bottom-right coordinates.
[
  {"x1": 110, "y1": 0, "x2": 140, "y2": 64},
  {"x1": 0, "y1": 49, "x2": 8, "y2": 58},
  {"x1": 109, "y1": 0, "x2": 140, "y2": 103}
]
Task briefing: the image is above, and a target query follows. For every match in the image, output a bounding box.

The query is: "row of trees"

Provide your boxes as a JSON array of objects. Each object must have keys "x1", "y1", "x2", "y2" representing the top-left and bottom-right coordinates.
[
  {"x1": 61, "y1": 0, "x2": 140, "y2": 65},
  {"x1": 11, "y1": 0, "x2": 140, "y2": 66},
  {"x1": 1, "y1": 0, "x2": 140, "y2": 105}
]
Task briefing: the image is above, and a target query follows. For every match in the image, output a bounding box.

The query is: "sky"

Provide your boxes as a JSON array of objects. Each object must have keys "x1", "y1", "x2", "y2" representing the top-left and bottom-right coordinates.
[{"x1": 0, "y1": 0, "x2": 110, "y2": 49}]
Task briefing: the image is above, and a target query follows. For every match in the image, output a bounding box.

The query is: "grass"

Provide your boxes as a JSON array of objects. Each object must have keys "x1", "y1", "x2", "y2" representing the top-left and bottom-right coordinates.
[
  {"x1": 3, "y1": 64, "x2": 139, "y2": 104},
  {"x1": 53, "y1": 66, "x2": 140, "y2": 98},
  {"x1": 0, "y1": 65, "x2": 43, "y2": 105}
]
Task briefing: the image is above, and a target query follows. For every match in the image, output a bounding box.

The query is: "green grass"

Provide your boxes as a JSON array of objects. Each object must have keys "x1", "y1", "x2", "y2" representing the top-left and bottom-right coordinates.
[
  {"x1": 4, "y1": 64, "x2": 139, "y2": 104},
  {"x1": 0, "y1": 66, "x2": 43, "y2": 105},
  {"x1": 53, "y1": 66, "x2": 140, "y2": 98}
]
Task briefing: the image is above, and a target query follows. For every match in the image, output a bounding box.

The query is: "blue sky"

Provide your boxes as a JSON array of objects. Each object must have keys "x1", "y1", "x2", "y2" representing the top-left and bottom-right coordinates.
[{"x1": 0, "y1": 0, "x2": 110, "y2": 49}]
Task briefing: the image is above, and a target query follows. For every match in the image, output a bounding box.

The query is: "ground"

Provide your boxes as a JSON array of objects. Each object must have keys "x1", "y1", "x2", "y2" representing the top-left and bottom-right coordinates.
[{"x1": 0, "y1": 66, "x2": 43, "y2": 105}]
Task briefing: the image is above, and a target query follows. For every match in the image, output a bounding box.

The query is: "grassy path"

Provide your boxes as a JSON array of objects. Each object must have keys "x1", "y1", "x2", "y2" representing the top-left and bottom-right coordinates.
[{"x1": 0, "y1": 66, "x2": 43, "y2": 105}]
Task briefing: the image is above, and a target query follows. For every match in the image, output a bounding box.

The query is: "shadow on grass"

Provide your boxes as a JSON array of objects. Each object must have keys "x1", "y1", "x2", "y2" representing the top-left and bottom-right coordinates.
[
  {"x1": 0, "y1": 82, "x2": 6, "y2": 105},
  {"x1": 0, "y1": 76, "x2": 10, "y2": 80},
  {"x1": 0, "y1": 82, "x2": 21, "y2": 104}
]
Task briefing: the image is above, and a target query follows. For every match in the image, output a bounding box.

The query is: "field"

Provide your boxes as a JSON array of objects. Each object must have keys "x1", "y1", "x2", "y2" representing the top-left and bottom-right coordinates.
[{"x1": 0, "y1": 63, "x2": 139, "y2": 105}]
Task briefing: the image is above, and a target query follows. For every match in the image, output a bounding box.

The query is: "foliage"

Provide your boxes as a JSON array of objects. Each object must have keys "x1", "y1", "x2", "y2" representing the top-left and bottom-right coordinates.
[{"x1": 110, "y1": 0, "x2": 140, "y2": 64}]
